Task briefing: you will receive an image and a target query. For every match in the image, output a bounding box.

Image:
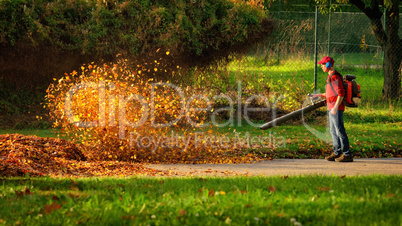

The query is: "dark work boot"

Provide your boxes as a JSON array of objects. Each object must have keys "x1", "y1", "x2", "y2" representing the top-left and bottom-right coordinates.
[
  {"x1": 335, "y1": 154, "x2": 354, "y2": 162},
  {"x1": 325, "y1": 153, "x2": 341, "y2": 161}
]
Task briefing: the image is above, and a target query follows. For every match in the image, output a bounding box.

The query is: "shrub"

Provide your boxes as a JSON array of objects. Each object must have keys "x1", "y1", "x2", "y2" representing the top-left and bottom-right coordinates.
[
  {"x1": 1, "y1": 0, "x2": 274, "y2": 121},
  {"x1": 0, "y1": 0, "x2": 273, "y2": 67}
]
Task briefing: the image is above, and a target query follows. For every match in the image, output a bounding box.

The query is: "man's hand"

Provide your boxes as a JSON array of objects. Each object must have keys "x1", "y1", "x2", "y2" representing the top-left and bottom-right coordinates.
[{"x1": 330, "y1": 108, "x2": 337, "y2": 115}]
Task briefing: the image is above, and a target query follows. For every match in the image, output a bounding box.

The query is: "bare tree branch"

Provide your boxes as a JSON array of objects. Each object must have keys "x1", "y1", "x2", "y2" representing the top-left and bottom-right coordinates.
[{"x1": 349, "y1": 0, "x2": 382, "y2": 19}]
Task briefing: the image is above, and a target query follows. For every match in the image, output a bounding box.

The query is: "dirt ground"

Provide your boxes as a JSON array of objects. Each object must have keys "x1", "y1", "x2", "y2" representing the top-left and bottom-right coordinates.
[{"x1": 146, "y1": 158, "x2": 402, "y2": 177}]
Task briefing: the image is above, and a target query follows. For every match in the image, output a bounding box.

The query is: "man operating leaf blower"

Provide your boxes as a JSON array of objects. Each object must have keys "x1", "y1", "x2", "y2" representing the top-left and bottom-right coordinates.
[{"x1": 313, "y1": 56, "x2": 353, "y2": 162}]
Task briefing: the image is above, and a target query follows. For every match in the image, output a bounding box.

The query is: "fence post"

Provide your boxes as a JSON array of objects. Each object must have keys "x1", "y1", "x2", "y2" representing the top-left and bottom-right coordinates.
[
  {"x1": 382, "y1": 6, "x2": 386, "y2": 74},
  {"x1": 277, "y1": 0, "x2": 282, "y2": 65},
  {"x1": 327, "y1": 1, "x2": 331, "y2": 55},
  {"x1": 314, "y1": 6, "x2": 319, "y2": 93}
]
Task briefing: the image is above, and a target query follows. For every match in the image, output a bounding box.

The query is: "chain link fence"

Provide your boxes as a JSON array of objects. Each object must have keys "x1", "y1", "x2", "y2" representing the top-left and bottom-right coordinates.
[{"x1": 255, "y1": 4, "x2": 402, "y2": 101}]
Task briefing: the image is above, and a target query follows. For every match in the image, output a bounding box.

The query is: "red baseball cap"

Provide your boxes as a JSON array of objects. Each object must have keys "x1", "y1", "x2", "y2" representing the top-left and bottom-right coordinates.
[{"x1": 318, "y1": 56, "x2": 334, "y2": 65}]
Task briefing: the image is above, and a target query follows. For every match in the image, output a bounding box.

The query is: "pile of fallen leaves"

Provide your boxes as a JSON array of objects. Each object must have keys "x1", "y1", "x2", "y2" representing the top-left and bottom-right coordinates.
[{"x1": 0, "y1": 134, "x2": 173, "y2": 177}]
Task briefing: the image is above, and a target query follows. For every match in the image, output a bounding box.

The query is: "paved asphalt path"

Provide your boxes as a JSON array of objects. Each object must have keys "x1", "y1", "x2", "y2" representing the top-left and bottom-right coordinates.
[{"x1": 147, "y1": 158, "x2": 402, "y2": 176}]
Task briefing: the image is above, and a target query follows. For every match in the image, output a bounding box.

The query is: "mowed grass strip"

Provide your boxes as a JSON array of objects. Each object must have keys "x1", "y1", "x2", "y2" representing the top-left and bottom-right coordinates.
[
  {"x1": 208, "y1": 120, "x2": 402, "y2": 158},
  {"x1": 0, "y1": 176, "x2": 401, "y2": 225},
  {"x1": 1, "y1": 121, "x2": 401, "y2": 159}
]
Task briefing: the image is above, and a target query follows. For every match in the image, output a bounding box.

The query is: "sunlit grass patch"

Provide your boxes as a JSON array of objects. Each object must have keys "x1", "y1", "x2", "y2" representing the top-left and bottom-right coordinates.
[{"x1": 0, "y1": 176, "x2": 401, "y2": 225}]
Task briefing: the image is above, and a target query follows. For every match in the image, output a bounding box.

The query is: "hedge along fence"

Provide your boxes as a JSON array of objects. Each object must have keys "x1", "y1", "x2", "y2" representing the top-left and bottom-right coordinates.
[
  {"x1": 0, "y1": 0, "x2": 274, "y2": 116},
  {"x1": 0, "y1": 0, "x2": 274, "y2": 69}
]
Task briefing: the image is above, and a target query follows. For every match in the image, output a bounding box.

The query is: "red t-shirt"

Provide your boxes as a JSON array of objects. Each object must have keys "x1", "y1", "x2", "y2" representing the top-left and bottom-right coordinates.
[{"x1": 326, "y1": 71, "x2": 345, "y2": 111}]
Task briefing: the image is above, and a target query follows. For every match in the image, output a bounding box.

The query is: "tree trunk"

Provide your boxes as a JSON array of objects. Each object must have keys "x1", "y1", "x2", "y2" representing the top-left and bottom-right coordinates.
[
  {"x1": 382, "y1": 1, "x2": 401, "y2": 99},
  {"x1": 383, "y1": 41, "x2": 402, "y2": 99}
]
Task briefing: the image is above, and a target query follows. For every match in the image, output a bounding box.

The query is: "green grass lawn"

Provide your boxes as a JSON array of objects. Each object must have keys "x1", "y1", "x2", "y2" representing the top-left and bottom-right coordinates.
[
  {"x1": 208, "y1": 122, "x2": 402, "y2": 159},
  {"x1": 0, "y1": 54, "x2": 400, "y2": 225},
  {"x1": 0, "y1": 129, "x2": 58, "y2": 138},
  {"x1": 0, "y1": 176, "x2": 400, "y2": 225},
  {"x1": 1, "y1": 88, "x2": 401, "y2": 159},
  {"x1": 2, "y1": 120, "x2": 400, "y2": 159}
]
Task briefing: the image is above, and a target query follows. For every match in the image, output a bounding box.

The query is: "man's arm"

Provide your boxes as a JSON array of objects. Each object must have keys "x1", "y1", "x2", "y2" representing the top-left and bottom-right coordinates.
[
  {"x1": 330, "y1": 95, "x2": 344, "y2": 115},
  {"x1": 312, "y1": 93, "x2": 325, "y2": 98},
  {"x1": 333, "y1": 96, "x2": 344, "y2": 110}
]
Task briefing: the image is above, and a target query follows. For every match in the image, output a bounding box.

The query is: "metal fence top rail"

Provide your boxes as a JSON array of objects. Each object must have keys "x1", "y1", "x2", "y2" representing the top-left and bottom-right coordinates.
[
  {"x1": 269, "y1": 11, "x2": 402, "y2": 16},
  {"x1": 329, "y1": 42, "x2": 381, "y2": 48},
  {"x1": 267, "y1": 3, "x2": 402, "y2": 8},
  {"x1": 332, "y1": 11, "x2": 402, "y2": 15},
  {"x1": 269, "y1": 11, "x2": 315, "y2": 14}
]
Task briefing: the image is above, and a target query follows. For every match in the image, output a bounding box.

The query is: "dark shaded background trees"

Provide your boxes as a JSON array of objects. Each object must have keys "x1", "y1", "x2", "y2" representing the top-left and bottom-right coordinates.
[{"x1": 0, "y1": 0, "x2": 274, "y2": 118}]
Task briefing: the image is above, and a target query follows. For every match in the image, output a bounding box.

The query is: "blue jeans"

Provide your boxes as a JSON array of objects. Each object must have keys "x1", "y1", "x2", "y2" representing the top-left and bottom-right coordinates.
[{"x1": 328, "y1": 110, "x2": 351, "y2": 156}]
